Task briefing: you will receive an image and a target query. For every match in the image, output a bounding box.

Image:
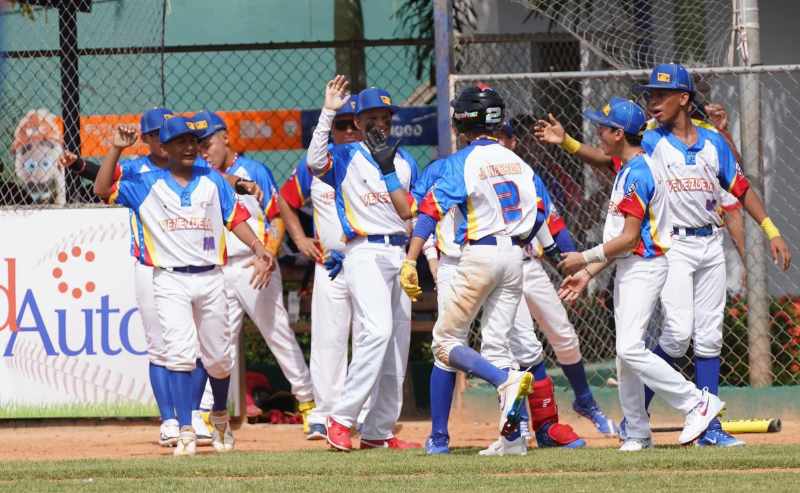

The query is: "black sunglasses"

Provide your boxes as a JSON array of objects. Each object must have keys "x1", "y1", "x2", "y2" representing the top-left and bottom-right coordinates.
[{"x1": 333, "y1": 119, "x2": 357, "y2": 131}]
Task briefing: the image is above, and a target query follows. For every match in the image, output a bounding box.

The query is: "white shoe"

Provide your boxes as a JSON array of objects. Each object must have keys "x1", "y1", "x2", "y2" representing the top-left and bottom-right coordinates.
[
  {"x1": 192, "y1": 410, "x2": 213, "y2": 446},
  {"x1": 479, "y1": 436, "x2": 528, "y2": 456},
  {"x1": 619, "y1": 437, "x2": 653, "y2": 452},
  {"x1": 210, "y1": 410, "x2": 235, "y2": 453},
  {"x1": 159, "y1": 418, "x2": 179, "y2": 447},
  {"x1": 679, "y1": 389, "x2": 725, "y2": 445},
  {"x1": 173, "y1": 427, "x2": 197, "y2": 456},
  {"x1": 497, "y1": 370, "x2": 533, "y2": 437}
]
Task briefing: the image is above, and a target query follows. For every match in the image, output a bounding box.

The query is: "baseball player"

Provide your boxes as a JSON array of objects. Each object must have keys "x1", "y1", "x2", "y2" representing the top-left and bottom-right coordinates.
[
  {"x1": 305, "y1": 76, "x2": 419, "y2": 451},
  {"x1": 400, "y1": 86, "x2": 559, "y2": 455},
  {"x1": 190, "y1": 110, "x2": 316, "y2": 434},
  {"x1": 495, "y1": 122, "x2": 617, "y2": 439},
  {"x1": 557, "y1": 98, "x2": 725, "y2": 451},
  {"x1": 277, "y1": 97, "x2": 371, "y2": 440},
  {"x1": 95, "y1": 116, "x2": 275, "y2": 456}
]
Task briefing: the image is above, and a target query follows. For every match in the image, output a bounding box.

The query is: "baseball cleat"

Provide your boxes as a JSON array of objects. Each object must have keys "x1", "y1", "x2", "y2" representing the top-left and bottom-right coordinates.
[
  {"x1": 192, "y1": 410, "x2": 213, "y2": 446},
  {"x1": 497, "y1": 370, "x2": 533, "y2": 438},
  {"x1": 572, "y1": 400, "x2": 618, "y2": 437},
  {"x1": 173, "y1": 426, "x2": 197, "y2": 457},
  {"x1": 159, "y1": 418, "x2": 179, "y2": 447},
  {"x1": 209, "y1": 410, "x2": 235, "y2": 453},
  {"x1": 298, "y1": 400, "x2": 316, "y2": 435},
  {"x1": 479, "y1": 436, "x2": 528, "y2": 456},
  {"x1": 306, "y1": 423, "x2": 327, "y2": 441},
  {"x1": 534, "y1": 422, "x2": 586, "y2": 449},
  {"x1": 360, "y1": 437, "x2": 422, "y2": 450},
  {"x1": 425, "y1": 435, "x2": 450, "y2": 455},
  {"x1": 619, "y1": 437, "x2": 653, "y2": 452},
  {"x1": 695, "y1": 419, "x2": 745, "y2": 447},
  {"x1": 618, "y1": 418, "x2": 629, "y2": 442},
  {"x1": 326, "y1": 417, "x2": 352, "y2": 452},
  {"x1": 679, "y1": 389, "x2": 725, "y2": 445}
]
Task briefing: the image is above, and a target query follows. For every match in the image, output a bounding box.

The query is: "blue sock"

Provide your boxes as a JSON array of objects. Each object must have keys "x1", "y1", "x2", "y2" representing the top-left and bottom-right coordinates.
[
  {"x1": 526, "y1": 361, "x2": 548, "y2": 382},
  {"x1": 448, "y1": 346, "x2": 507, "y2": 388},
  {"x1": 644, "y1": 345, "x2": 674, "y2": 410},
  {"x1": 148, "y1": 362, "x2": 175, "y2": 421},
  {"x1": 191, "y1": 358, "x2": 208, "y2": 410},
  {"x1": 498, "y1": 367, "x2": 521, "y2": 441},
  {"x1": 209, "y1": 375, "x2": 230, "y2": 412},
  {"x1": 694, "y1": 356, "x2": 720, "y2": 395},
  {"x1": 560, "y1": 360, "x2": 594, "y2": 407},
  {"x1": 429, "y1": 366, "x2": 456, "y2": 442},
  {"x1": 168, "y1": 370, "x2": 193, "y2": 428}
]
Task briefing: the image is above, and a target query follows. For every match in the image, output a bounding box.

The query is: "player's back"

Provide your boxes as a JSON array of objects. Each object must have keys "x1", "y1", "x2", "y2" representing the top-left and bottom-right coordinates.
[
  {"x1": 225, "y1": 155, "x2": 278, "y2": 257},
  {"x1": 458, "y1": 139, "x2": 537, "y2": 240}
]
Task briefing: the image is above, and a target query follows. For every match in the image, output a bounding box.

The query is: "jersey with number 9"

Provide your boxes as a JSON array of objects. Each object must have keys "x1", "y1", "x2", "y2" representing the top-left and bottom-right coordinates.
[{"x1": 419, "y1": 138, "x2": 538, "y2": 241}]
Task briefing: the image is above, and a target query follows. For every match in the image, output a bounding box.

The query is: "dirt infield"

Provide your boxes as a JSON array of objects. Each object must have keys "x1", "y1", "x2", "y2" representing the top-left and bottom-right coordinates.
[{"x1": 1, "y1": 410, "x2": 798, "y2": 461}]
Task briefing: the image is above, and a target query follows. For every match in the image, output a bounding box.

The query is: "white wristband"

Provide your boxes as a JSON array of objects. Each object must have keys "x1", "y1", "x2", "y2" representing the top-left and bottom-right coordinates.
[{"x1": 582, "y1": 244, "x2": 606, "y2": 264}]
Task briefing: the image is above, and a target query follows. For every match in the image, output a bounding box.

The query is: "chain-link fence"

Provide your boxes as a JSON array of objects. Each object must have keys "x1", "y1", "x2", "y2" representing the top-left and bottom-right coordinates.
[
  {"x1": 453, "y1": 64, "x2": 800, "y2": 386},
  {"x1": 0, "y1": 4, "x2": 435, "y2": 207}
]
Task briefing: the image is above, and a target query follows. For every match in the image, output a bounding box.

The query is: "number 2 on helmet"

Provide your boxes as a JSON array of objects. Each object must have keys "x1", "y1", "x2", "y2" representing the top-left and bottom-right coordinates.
[{"x1": 492, "y1": 181, "x2": 522, "y2": 223}]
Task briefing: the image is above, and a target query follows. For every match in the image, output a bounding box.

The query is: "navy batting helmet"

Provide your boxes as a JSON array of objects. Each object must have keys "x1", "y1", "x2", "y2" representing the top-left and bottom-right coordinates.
[{"x1": 451, "y1": 85, "x2": 505, "y2": 134}]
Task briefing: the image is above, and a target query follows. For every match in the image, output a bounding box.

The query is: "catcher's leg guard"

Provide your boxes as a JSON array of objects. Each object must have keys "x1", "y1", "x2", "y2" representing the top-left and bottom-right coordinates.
[{"x1": 529, "y1": 376, "x2": 585, "y2": 448}]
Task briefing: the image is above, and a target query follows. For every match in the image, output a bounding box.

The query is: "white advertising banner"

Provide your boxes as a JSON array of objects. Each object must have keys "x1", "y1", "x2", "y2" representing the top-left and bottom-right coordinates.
[{"x1": 0, "y1": 207, "x2": 157, "y2": 418}]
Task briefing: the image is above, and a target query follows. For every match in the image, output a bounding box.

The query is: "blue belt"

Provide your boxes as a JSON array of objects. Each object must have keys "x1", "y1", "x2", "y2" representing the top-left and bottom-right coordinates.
[
  {"x1": 468, "y1": 235, "x2": 523, "y2": 246},
  {"x1": 163, "y1": 265, "x2": 216, "y2": 274},
  {"x1": 366, "y1": 234, "x2": 408, "y2": 246},
  {"x1": 672, "y1": 225, "x2": 714, "y2": 237}
]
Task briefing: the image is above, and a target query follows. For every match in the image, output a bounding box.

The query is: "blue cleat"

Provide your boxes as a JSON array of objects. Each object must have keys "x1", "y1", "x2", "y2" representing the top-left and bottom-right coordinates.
[
  {"x1": 425, "y1": 435, "x2": 450, "y2": 455},
  {"x1": 573, "y1": 400, "x2": 618, "y2": 437},
  {"x1": 695, "y1": 419, "x2": 745, "y2": 447},
  {"x1": 306, "y1": 423, "x2": 327, "y2": 441},
  {"x1": 535, "y1": 422, "x2": 586, "y2": 449}
]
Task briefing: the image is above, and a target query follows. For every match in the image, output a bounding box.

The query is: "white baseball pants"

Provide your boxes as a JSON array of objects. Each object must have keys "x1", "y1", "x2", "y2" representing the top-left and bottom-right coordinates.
[
  {"x1": 659, "y1": 232, "x2": 726, "y2": 358},
  {"x1": 152, "y1": 267, "x2": 233, "y2": 378},
  {"x1": 330, "y1": 239, "x2": 411, "y2": 440},
  {"x1": 614, "y1": 255, "x2": 702, "y2": 439},
  {"x1": 133, "y1": 262, "x2": 167, "y2": 366},
  {"x1": 432, "y1": 239, "x2": 523, "y2": 369}
]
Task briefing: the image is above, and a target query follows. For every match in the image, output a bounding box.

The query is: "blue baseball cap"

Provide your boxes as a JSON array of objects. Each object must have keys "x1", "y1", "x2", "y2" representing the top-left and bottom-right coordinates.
[
  {"x1": 159, "y1": 116, "x2": 198, "y2": 144},
  {"x1": 336, "y1": 95, "x2": 359, "y2": 117},
  {"x1": 191, "y1": 110, "x2": 227, "y2": 140},
  {"x1": 633, "y1": 63, "x2": 694, "y2": 94},
  {"x1": 357, "y1": 87, "x2": 397, "y2": 114},
  {"x1": 583, "y1": 98, "x2": 646, "y2": 135},
  {"x1": 140, "y1": 107, "x2": 174, "y2": 135}
]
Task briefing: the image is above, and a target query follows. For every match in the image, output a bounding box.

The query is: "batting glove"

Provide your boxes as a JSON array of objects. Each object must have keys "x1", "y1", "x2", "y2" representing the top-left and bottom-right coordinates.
[
  {"x1": 400, "y1": 259, "x2": 422, "y2": 301},
  {"x1": 364, "y1": 125, "x2": 399, "y2": 176},
  {"x1": 323, "y1": 250, "x2": 345, "y2": 280}
]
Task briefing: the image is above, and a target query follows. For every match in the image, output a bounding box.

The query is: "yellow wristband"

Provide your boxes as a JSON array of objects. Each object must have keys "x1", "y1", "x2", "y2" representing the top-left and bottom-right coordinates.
[
  {"x1": 760, "y1": 217, "x2": 781, "y2": 240},
  {"x1": 560, "y1": 134, "x2": 582, "y2": 155}
]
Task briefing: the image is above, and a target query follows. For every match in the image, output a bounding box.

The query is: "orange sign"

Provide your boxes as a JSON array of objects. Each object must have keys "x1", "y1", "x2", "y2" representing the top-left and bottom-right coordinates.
[{"x1": 61, "y1": 110, "x2": 303, "y2": 157}]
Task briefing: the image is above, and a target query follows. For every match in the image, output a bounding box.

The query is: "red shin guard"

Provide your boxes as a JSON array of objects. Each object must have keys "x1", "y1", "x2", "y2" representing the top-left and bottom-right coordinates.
[{"x1": 528, "y1": 376, "x2": 581, "y2": 445}]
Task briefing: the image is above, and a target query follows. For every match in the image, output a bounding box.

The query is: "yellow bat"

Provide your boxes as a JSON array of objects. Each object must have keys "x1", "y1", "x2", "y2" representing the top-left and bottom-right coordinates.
[{"x1": 652, "y1": 418, "x2": 781, "y2": 434}]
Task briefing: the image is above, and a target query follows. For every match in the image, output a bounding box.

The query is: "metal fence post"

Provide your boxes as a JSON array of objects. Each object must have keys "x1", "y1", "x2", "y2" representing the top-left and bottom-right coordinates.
[
  {"x1": 738, "y1": 0, "x2": 772, "y2": 386},
  {"x1": 434, "y1": 0, "x2": 452, "y2": 157}
]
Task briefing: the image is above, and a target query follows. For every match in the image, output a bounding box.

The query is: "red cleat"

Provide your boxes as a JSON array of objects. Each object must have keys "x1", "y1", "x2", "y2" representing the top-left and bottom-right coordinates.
[
  {"x1": 326, "y1": 417, "x2": 352, "y2": 452},
  {"x1": 360, "y1": 437, "x2": 422, "y2": 450}
]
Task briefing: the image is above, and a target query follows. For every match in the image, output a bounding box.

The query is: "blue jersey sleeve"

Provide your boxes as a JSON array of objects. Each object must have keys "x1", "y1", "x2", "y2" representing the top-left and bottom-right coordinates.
[
  {"x1": 418, "y1": 161, "x2": 467, "y2": 221},
  {"x1": 618, "y1": 159, "x2": 656, "y2": 220},
  {"x1": 641, "y1": 129, "x2": 662, "y2": 156},
  {"x1": 412, "y1": 159, "x2": 445, "y2": 203}
]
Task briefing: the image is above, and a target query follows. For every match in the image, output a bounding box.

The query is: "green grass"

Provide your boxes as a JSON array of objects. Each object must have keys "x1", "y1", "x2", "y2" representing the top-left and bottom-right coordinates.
[
  {"x1": 0, "y1": 401, "x2": 158, "y2": 419},
  {"x1": 2, "y1": 445, "x2": 800, "y2": 492}
]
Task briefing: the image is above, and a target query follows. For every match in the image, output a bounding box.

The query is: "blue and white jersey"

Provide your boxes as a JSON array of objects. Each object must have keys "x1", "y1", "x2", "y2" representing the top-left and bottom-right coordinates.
[
  {"x1": 281, "y1": 150, "x2": 346, "y2": 252},
  {"x1": 114, "y1": 156, "x2": 160, "y2": 261},
  {"x1": 413, "y1": 158, "x2": 462, "y2": 258},
  {"x1": 107, "y1": 166, "x2": 250, "y2": 268},
  {"x1": 314, "y1": 142, "x2": 418, "y2": 240},
  {"x1": 603, "y1": 154, "x2": 671, "y2": 258},
  {"x1": 419, "y1": 138, "x2": 537, "y2": 241},
  {"x1": 225, "y1": 155, "x2": 280, "y2": 258},
  {"x1": 642, "y1": 125, "x2": 749, "y2": 229}
]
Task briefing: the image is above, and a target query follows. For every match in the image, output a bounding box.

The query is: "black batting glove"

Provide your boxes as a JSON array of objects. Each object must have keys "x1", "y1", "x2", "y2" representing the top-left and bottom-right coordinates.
[{"x1": 364, "y1": 125, "x2": 399, "y2": 176}]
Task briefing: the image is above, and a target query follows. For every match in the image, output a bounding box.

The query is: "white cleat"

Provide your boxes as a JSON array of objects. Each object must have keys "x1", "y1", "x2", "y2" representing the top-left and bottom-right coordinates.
[
  {"x1": 619, "y1": 437, "x2": 653, "y2": 452},
  {"x1": 159, "y1": 418, "x2": 179, "y2": 447},
  {"x1": 679, "y1": 389, "x2": 725, "y2": 445},
  {"x1": 192, "y1": 410, "x2": 213, "y2": 446},
  {"x1": 173, "y1": 427, "x2": 197, "y2": 456},
  {"x1": 479, "y1": 436, "x2": 528, "y2": 456},
  {"x1": 497, "y1": 370, "x2": 533, "y2": 438},
  {"x1": 210, "y1": 410, "x2": 235, "y2": 453}
]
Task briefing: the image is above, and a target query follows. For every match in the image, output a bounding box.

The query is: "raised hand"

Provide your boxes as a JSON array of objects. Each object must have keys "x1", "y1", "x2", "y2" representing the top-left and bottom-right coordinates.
[
  {"x1": 112, "y1": 124, "x2": 138, "y2": 149},
  {"x1": 324, "y1": 75, "x2": 351, "y2": 112},
  {"x1": 704, "y1": 103, "x2": 729, "y2": 131},
  {"x1": 534, "y1": 113, "x2": 566, "y2": 145}
]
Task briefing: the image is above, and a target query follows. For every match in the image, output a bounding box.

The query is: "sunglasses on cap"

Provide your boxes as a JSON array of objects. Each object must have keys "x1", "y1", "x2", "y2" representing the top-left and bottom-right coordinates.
[{"x1": 333, "y1": 118, "x2": 357, "y2": 131}]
